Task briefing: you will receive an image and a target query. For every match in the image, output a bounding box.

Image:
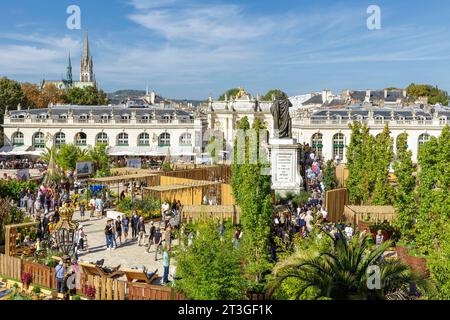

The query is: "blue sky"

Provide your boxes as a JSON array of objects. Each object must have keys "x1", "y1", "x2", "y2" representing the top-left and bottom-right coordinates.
[{"x1": 1, "y1": 0, "x2": 450, "y2": 99}]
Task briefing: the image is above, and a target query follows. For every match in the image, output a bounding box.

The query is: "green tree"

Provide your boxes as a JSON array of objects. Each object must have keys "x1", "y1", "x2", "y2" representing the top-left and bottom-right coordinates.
[
  {"x1": 407, "y1": 83, "x2": 449, "y2": 106},
  {"x1": 322, "y1": 160, "x2": 337, "y2": 191},
  {"x1": 175, "y1": 222, "x2": 246, "y2": 300},
  {"x1": 0, "y1": 77, "x2": 26, "y2": 147},
  {"x1": 262, "y1": 89, "x2": 288, "y2": 101},
  {"x1": 268, "y1": 232, "x2": 424, "y2": 300},
  {"x1": 87, "y1": 144, "x2": 110, "y2": 177},
  {"x1": 346, "y1": 122, "x2": 376, "y2": 204},
  {"x1": 231, "y1": 117, "x2": 273, "y2": 291},
  {"x1": 218, "y1": 88, "x2": 246, "y2": 101},
  {"x1": 415, "y1": 126, "x2": 450, "y2": 254},
  {"x1": 371, "y1": 124, "x2": 395, "y2": 205},
  {"x1": 65, "y1": 86, "x2": 108, "y2": 105},
  {"x1": 392, "y1": 133, "x2": 417, "y2": 240}
]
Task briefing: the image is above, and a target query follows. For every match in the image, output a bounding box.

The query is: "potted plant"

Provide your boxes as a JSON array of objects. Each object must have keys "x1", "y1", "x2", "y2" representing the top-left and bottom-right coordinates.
[
  {"x1": 31, "y1": 286, "x2": 41, "y2": 300},
  {"x1": 85, "y1": 285, "x2": 96, "y2": 300},
  {"x1": 21, "y1": 272, "x2": 32, "y2": 291},
  {"x1": 71, "y1": 294, "x2": 82, "y2": 301}
]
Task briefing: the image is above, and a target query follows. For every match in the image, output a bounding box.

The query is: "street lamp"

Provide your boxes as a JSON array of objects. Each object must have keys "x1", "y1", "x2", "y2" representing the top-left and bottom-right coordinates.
[{"x1": 53, "y1": 202, "x2": 78, "y2": 262}]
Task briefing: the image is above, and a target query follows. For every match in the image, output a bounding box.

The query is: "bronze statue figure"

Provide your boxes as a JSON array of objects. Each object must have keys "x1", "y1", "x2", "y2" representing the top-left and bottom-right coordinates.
[{"x1": 270, "y1": 98, "x2": 292, "y2": 139}]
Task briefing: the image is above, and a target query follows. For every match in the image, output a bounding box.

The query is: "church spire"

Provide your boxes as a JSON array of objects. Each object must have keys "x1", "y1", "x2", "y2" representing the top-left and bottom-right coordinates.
[
  {"x1": 82, "y1": 31, "x2": 90, "y2": 60},
  {"x1": 66, "y1": 52, "x2": 73, "y2": 86},
  {"x1": 80, "y1": 30, "x2": 94, "y2": 83}
]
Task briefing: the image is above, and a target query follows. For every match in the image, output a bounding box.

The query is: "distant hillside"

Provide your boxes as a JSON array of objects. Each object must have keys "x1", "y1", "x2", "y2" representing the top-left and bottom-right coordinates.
[{"x1": 107, "y1": 89, "x2": 205, "y2": 106}]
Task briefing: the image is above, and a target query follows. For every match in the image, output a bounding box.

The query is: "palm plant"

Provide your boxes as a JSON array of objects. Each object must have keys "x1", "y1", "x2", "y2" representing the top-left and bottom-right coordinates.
[{"x1": 268, "y1": 231, "x2": 425, "y2": 300}]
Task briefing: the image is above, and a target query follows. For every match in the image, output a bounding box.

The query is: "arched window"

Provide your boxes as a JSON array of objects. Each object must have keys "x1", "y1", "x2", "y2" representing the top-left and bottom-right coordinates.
[
  {"x1": 418, "y1": 133, "x2": 431, "y2": 150},
  {"x1": 179, "y1": 133, "x2": 192, "y2": 146},
  {"x1": 311, "y1": 133, "x2": 323, "y2": 159},
  {"x1": 33, "y1": 132, "x2": 45, "y2": 149},
  {"x1": 396, "y1": 133, "x2": 408, "y2": 153},
  {"x1": 138, "y1": 133, "x2": 150, "y2": 146},
  {"x1": 117, "y1": 133, "x2": 129, "y2": 146},
  {"x1": 75, "y1": 132, "x2": 87, "y2": 146},
  {"x1": 54, "y1": 132, "x2": 65, "y2": 148},
  {"x1": 159, "y1": 133, "x2": 171, "y2": 146},
  {"x1": 332, "y1": 133, "x2": 345, "y2": 161},
  {"x1": 96, "y1": 133, "x2": 108, "y2": 145},
  {"x1": 12, "y1": 132, "x2": 24, "y2": 147}
]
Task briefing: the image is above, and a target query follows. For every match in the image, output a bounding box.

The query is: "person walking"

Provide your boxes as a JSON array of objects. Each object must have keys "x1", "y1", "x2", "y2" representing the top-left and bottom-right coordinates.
[
  {"x1": 131, "y1": 211, "x2": 139, "y2": 240},
  {"x1": 162, "y1": 248, "x2": 170, "y2": 285},
  {"x1": 121, "y1": 215, "x2": 130, "y2": 242},
  {"x1": 89, "y1": 197, "x2": 96, "y2": 218},
  {"x1": 165, "y1": 224, "x2": 173, "y2": 251},
  {"x1": 115, "y1": 216, "x2": 123, "y2": 246},
  {"x1": 95, "y1": 196, "x2": 104, "y2": 218},
  {"x1": 104, "y1": 219, "x2": 115, "y2": 250},
  {"x1": 146, "y1": 222, "x2": 156, "y2": 253},
  {"x1": 137, "y1": 217, "x2": 146, "y2": 246},
  {"x1": 79, "y1": 200, "x2": 86, "y2": 222},
  {"x1": 153, "y1": 227, "x2": 163, "y2": 261},
  {"x1": 55, "y1": 261, "x2": 65, "y2": 294},
  {"x1": 376, "y1": 230, "x2": 384, "y2": 246}
]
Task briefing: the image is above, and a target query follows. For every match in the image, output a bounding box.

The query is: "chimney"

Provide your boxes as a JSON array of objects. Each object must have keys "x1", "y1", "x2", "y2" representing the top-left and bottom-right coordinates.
[
  {"x1": 402, "y1": 89, "x2": 407, "y2": 98},
  {"x1": 17, "y1": 103, "x2": 22, "y2": 111},
  {"x1": 384, "y1": 89, "x2": 388, "y2": 99}
]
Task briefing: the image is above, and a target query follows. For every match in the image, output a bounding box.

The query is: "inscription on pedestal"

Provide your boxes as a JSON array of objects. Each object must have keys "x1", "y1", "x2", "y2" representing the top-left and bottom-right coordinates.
[{"x1": 276, "y1": 154, "x2": 294, "y2": 184}]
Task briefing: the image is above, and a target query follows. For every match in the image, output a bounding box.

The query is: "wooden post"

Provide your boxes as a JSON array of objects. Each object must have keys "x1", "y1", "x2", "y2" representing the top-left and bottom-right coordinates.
[
  {"x1": 101, "y1": 276, "x2": 107, "y2": 300},
  {"x1": 106, "y1": 278, "x2": 113, "y2": 300},
  {"x1": 94, "y1": 276, "x2": 101, "y2": 300}
]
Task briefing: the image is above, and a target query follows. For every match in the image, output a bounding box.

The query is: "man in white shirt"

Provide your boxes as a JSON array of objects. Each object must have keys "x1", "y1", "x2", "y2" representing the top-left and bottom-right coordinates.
[
  {"x1": 162, "y1": 201, "x2": 170, "y2": 214},
  {"x1": 321, "y1": 208, "x2": 328, "y2": 221},
  {"x1": 344, "y1": 225, "x2": 354, "y2": 239},
  {"x1": 304, "y1": 211, "x2": 314, "y2": 233}
]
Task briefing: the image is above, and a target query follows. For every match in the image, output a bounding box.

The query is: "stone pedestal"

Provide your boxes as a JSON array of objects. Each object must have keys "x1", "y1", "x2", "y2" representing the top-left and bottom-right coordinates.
[{"x1": 269, "y1": 138, "x2": 303, "y2": 196}]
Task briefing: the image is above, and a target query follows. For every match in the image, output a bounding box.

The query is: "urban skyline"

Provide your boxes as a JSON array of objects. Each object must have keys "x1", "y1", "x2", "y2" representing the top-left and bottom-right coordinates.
[{"x1": 1, "y1": 0, "x2": 450, "y2": 99}]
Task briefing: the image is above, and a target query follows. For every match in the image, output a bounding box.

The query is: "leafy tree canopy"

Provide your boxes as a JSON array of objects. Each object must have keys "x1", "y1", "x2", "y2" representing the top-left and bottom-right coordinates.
[
  {"x1": 407, "y1": 83, "x2": 449, "y2": 106},
  {"x1": 262, "y1": 89, "x2": 288, "y2": 101},
  {"x1": 65, "y1": 86, "x2": 109, "y2": 105},
  {"x1": 218, "y1": 88, "x2": 248, "y2": 101}
]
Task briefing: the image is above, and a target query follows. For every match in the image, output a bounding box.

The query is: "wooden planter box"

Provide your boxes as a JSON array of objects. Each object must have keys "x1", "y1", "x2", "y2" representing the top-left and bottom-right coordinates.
[{"x1": 396, "y1": 246, "x2": 429, "y2": 277}]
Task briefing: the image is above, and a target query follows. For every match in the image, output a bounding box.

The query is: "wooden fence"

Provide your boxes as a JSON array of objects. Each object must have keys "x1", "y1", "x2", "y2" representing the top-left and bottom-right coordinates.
[
  {"x1": 0, "y1": 254, "x2": 22, "y2": 280},
  {"x1": 181, "y1": 205, "x2": 241, "y2": 225},
  {"x1": 79, "y1": 274, "x2": 127, "y2": 300},
  {"x1": 335, "y1": 165, "x2": 349, "y2": 188},
  {"x1": 324, "y1": 188, "x2": 348, "y2": 223},
  {"x1": 343, "y1": 205, "x2": 397, "y2": 228},
  {"x1": 0, "y1": 253, "x2": 186, "y2": 300},
  {"x1": 128, "y1": 282, "x2": 186, "y2": 300},
  {"x1": 164, "y1": 166, "x2": 232, "y2": 184},
  {"x1": 22, "y1": 260, "x2": 56, "y2": 289}
]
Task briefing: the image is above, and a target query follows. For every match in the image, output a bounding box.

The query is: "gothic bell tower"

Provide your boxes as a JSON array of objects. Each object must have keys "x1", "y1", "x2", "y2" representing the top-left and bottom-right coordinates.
[{"x1": 80, "y1": 31, "x2": 95, "y2": 83}]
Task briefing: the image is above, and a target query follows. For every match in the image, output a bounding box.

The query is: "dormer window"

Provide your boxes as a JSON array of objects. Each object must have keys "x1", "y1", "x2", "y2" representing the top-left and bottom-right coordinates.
[
  {"x1": 38, "y1": 113, "x2": 48, "y2": 119},
  {"x1": 439, "y1": 116, "x2": 447, "y2": 125},
  {"x1": 374, "y1": 116, "x2": 384, "y2": 124},
  {"x1": 417, "y1": 116, "x2": 426, "y2": 124},
  {"x1": 100, "y1": 114, "x2": 110, "y2": 122}
]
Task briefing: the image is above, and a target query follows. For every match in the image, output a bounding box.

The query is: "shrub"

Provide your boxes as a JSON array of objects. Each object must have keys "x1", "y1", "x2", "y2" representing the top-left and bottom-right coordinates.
[{"x1": 32, "y1": 286, "x2": 41, "y2": 295}]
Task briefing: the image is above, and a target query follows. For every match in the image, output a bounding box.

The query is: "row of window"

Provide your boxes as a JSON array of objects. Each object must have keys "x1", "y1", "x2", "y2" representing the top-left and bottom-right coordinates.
[
  {"x1": 310, "y1": 132, "x2": 432, "y2": 160},
  {"x1": 318, "y1": 114, "x2": 447, "y2": 124},
  {"x1": 11, "y1": 132, "x2": 192, "y2": 149}
]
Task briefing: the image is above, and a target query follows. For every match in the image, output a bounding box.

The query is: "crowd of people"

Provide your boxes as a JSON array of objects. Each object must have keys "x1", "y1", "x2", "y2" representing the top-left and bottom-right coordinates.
[{"x1": 0, "y1": 158, "x2": 47, "y2": 170}]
